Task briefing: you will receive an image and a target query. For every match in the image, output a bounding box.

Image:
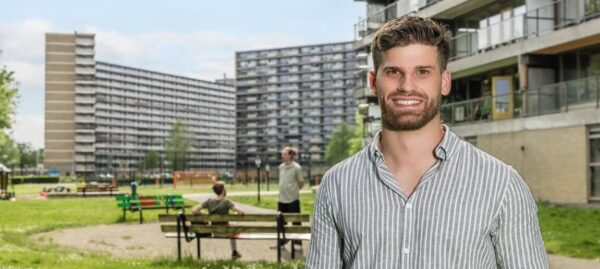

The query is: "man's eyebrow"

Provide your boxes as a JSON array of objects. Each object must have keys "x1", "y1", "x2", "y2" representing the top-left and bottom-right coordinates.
[
  {"x1": 415, "y1": 65, "x2": 435, "y2": 70},
  {"x1": 382, "y1": 66, "x2": 402, "y2": 71}
]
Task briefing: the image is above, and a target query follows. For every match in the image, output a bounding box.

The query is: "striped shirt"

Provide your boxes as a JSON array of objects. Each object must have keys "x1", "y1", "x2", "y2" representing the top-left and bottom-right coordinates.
[{"x1": 307, "y1": 126, "x2": 549, "y2": 269}]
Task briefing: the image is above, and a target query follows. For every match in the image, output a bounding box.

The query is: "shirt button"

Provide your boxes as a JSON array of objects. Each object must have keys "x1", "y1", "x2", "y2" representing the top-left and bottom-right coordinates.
[
  {"x1": 405, "y1": 203, "x2": 412, "y2": 209},
  {"x1": 403, "y1": 248, "x2": 409, "y2": 254}
]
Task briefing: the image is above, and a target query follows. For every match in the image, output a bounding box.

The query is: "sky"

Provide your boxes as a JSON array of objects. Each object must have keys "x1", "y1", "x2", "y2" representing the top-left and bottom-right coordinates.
[{"x1": 0, "y1": 0, "x2": 366, "y2": 149}]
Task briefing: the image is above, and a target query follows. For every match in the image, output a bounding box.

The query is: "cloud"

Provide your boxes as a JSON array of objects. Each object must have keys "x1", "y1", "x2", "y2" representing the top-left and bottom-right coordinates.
[
  {"x1": 87, "y1": 27, "x2": 305, "y2": 81},
  {"x1": 12, "y1": 114, "x2": 44, "y2": 149},
  {"x1": 0, "y1": 19, "x2": 54, "y2": 92},
  {"x1": 2, "y1": 20, "x2": 308, "y2": 148}
]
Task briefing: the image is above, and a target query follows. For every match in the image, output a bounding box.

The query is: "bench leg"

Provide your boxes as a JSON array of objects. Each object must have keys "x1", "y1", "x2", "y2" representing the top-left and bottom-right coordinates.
[
  {"x1": 291, "y1": 242, "x2": 295, "y2": 259},
  {"x1": 139, "y1": 209, "x2": 143, "y2": 224},
  {"x1": 122, "y1": 208, "x2": 126, "y2": 221},
  {"x1": 197, "y1": 236, "x2": 201, "y2": 259}
]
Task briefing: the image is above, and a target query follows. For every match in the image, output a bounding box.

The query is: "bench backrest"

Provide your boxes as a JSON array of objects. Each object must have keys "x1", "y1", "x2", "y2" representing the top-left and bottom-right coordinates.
[
  {"x1": 159, "y1": 213, "x2": 311, "y2": 234},
  {"x1": 116, "y1": 194, "x2": 185, "y2": 209}
]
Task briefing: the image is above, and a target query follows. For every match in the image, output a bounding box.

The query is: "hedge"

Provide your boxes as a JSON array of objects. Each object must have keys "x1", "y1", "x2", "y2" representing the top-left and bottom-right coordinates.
[{"x1": 10, "y1": 176, "x2": 60, "y2": 184}]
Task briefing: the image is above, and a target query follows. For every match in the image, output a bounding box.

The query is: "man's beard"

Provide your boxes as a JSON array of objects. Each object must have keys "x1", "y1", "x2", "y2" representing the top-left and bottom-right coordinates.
[{"x1": 378, "y1": 89, "x2": 441, "y2": 131}]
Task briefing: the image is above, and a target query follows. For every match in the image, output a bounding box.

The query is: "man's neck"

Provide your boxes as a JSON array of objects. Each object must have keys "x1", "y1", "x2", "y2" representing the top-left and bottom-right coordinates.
[
  {"x1": 380, "y1": 120, "x2": 445, "y2": 166},
  {"x1": 283, "y1": 160, "x2": 293, "y2": 165}
]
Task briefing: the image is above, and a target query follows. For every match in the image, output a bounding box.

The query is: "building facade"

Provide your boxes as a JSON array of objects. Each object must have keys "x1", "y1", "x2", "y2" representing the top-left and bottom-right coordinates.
[
  {"x1": 353, "y1": 0, "x2": 600, "y2": 204},
  {"x1": 45, "y1": 32, "x2": 236, "y2": 179},
  {"x1": 235, "y1": 42, "x2": 364, "y2": 180}
]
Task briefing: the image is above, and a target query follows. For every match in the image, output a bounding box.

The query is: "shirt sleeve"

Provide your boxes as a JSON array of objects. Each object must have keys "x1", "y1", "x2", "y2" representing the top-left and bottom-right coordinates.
[
  {"x1": 306, "y1": 175, "x2": 343, "y2": 268},
  {"x1": 297, "y1": 166, "x2": 304, "y2": 183},
  {"x1": 491, "y1": 170, "x2": 549, "y2": 269}
]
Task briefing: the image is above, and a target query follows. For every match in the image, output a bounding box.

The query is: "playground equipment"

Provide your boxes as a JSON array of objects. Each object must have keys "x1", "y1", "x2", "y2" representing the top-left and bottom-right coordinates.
[
  {"x1": 172, "y1": 170, "x2": 217, "y2": 188},
  {"x1": 0, "y1": 163, "x2": 14, "y2": 200}
]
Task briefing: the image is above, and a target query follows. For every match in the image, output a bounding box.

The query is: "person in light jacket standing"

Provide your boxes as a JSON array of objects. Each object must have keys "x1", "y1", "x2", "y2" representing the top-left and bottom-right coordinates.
[{"x1": 277, "y1": 146, "x2": 304, "y2": 249}]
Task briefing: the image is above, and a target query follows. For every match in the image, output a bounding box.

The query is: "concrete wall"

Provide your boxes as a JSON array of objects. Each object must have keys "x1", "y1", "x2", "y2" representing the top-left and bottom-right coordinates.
[{"x1": 477, "y1": 125, "x2": 589, "y2": 204}]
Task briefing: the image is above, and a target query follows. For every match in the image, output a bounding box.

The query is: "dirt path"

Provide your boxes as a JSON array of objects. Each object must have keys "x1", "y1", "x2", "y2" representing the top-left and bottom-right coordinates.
[{"x1": 31, "y1": 192, "x2": 306, "y2": 262}]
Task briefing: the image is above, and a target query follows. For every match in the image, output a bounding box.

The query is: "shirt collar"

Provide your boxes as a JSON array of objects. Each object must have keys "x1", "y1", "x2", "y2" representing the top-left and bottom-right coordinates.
[{"x1": 369, "y1": 124, "x2": 460, "y2": 162}]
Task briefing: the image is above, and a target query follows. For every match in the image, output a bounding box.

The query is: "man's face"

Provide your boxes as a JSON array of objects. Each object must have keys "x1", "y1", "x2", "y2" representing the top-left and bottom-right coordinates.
[
  {"x1": 369, "y1": 44, "x2": 451, "y2": 131},
  {"x1": 281, "y1": 150, "x2": 292, "y2": 162}
]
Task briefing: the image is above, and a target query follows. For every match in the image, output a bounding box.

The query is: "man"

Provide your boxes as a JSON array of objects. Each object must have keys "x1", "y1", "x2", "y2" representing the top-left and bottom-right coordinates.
[
  {"x1": 306, "y1": 16, "x2": 548, "y2": 268},
  {"x1": 277, "y1": 146, "x2": 305, "y2": 248}
]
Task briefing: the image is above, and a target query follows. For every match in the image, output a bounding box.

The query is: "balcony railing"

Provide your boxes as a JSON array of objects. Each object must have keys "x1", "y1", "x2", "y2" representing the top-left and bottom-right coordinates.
[
  {"x1": 441, "y1": 75, "x2": 600, "y2": 125},
  {"x1": 451, "y1": 0, "x2": 600, "y2": 61},
  {"x1": 354, "y1": 0, "x2": 442, "y2": 39}
]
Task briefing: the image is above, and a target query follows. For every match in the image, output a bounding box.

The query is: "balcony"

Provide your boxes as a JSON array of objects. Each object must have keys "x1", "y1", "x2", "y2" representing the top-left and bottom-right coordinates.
[
  {"x1": 450, "y1": 0, "x2": 600, "y2": 61},
  {"x1": 441, "y1": 75, "x2": 600, "y2": 125},
  {"x1": 355, "y1": 0, "x2": 441, "y2": 39}
]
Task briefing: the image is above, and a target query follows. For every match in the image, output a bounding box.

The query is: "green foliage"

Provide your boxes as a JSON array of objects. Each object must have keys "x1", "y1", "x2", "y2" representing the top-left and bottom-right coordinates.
[
  {"x1": 0, "y1": 66, "x2": 18, "y2": 130},
  {"x1": 324, "y1": 122, "x2": 353, "y2": 166},
  {"x1": 0, "y1": 132, "x2": 20, "y2": 168},
  {"x1": 324, "y1": 115, "x2": 366, "y2": 166},
  {"x1": 347, "y1": 113, "x2": 364, "y2": 156},
  {"x1": 166, "y1": 119, "x2": 192, "y2": 171},
  {"x1": 143, "y1": 150, "x2": 160, "y2": 172},
  {"x1": 16, "y1": 142, "x2": 42, "y2": 172},
  {"x1": 10, "y1": 175, "x2": 59, "y2": 184}
]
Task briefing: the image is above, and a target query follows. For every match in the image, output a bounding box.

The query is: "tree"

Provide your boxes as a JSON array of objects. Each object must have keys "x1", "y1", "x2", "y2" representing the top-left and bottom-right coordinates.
[
  {"x1": 0, "y1": 65, "x2": 19, "y2": 130},
  {"x1": 17, "y1": 143, "x2": 39, "y2": 174},
  {"x1": 143, "y1": 150, "x2": 159, "y2": 174},
  {"x1": 347, "y1": 113, "x2": 364, "y2": 156},
  {"x1": 325, "y1": 114, "x2": 367, "y2": 166},
  {"x1": 165, "y1": 119, "x2": 192, "y2": 171},
  {"x1": 324, "y1": 122, "x2": 354, "y2": 166},
  {"x1": 0, "y1": 133, "x2": 20, "y2": 170}
]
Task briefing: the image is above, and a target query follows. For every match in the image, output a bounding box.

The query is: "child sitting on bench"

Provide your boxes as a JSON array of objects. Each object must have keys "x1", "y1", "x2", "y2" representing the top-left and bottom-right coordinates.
[{"x1": 192, "y1": 181, "x2": 245, "y2": 260}]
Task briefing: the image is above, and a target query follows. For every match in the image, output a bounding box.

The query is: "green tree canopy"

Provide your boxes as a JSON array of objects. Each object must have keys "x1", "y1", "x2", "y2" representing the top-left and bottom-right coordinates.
[
  {"x1": 143, "y1": 150, "x2": 160, "y2": 173},
  {"x1": 0, "y1": 66, "x2": 18, "y2": 129},
  {"x1": 324, "y1": 122, "x2": 354, "y2": 166},
  {"x1": 166, "y1": 119, "x2": 192, "y2": 171},
  {"x1": 324, "y1": 114, "x2": 367, "y2": 166}
]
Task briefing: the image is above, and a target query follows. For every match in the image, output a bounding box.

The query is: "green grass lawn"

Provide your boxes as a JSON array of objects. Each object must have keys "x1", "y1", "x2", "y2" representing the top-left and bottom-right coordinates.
[
  {"x1": 3, "y1": 183, "x2": 600, "y2": 268},
  {"x1": 230, "y1": 192, "x2": 317, "y2": 214},
  {"x1": 232, "y1": 194, "x2": 600, "y2": 260},
  {"x1": 0, "y1": 194, "x2": 302, "y2": 269},
  {"x1": 538, "y1": 202, "x2": 600, "y2": 259}
]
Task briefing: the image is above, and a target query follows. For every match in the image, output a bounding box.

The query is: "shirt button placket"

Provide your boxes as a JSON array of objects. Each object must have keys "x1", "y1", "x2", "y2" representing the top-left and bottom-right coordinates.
[{"x1": 402, "y1": 200, "x2": 413, "y2": 268}]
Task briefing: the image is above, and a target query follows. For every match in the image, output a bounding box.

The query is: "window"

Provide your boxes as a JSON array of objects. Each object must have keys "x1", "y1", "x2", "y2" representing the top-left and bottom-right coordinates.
[{"x1": 589, "y1": 125, "x2": 600, "y2": 199}]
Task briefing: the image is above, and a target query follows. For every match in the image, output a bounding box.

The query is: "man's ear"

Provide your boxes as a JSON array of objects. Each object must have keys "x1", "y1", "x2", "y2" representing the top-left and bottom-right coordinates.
[
  {"x1": 368, "y1": 71, "x2": 377, "y2": 96},
  {"x1": 441, "y1": 70, "x2": 451, "y2": 96}
]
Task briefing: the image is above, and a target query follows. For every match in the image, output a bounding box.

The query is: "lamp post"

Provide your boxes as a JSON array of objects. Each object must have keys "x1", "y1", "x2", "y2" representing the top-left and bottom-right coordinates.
[
  {"x1": 255, "y1": 155, "x2": 261, "y2": 203},
  {"x1": 265, "y1": 162, "x2": 270, "y2": 191}
]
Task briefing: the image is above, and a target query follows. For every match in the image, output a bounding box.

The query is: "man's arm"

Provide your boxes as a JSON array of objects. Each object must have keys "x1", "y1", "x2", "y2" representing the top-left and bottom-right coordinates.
[
  {"x1": 491, "y1": 171, "x2": 549, "y2": 269},
  {"x1": 297, "y1": 166, "x2": 305, "y2": 189},
  {"x1": 192, "y1": 200, "x2": 208, "y2": 215},
  {"x1": 306, "y1": 176, "x2": 343, "y2": 268}
]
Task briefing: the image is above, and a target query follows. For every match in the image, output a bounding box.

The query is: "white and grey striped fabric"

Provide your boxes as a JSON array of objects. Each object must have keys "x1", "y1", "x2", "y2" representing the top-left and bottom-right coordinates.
[{"x1": 307, "y1": 126, "x2": 549, "y2": 269}]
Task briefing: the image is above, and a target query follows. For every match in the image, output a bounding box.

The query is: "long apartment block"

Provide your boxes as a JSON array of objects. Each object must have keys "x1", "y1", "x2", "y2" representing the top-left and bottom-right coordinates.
[
  {"x1": 45, "y1": 32, "x2": 236, "y2": 178},
  {"x1": 353, "y1": 0, "x2": 600, "y2": 204},
  {"x1": 236, "y1": 42, "x2": 364, "y2": 177}
]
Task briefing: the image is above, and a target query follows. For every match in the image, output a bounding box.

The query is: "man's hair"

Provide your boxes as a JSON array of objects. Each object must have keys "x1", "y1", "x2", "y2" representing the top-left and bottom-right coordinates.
[
  {"x1": 212, "y1": 181, "x2": 226, "y2": 195},
  {"x1": 371, "y1": 16, "x2": 450, "y2": 73},
  {"x1": 282, "y1": 146, "x2": 297, "y2": 159}
]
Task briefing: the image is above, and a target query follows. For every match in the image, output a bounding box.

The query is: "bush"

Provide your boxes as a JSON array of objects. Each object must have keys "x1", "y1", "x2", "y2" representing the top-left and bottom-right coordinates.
[{"x1": 10, "y1": 176, "x2": 60, "y2": 184}]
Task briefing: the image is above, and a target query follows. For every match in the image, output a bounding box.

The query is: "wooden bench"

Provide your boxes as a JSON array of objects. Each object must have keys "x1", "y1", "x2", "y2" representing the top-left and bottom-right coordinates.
[
  {"x1": 116, "y1": 194, "x2": 190, "y2": 223},
  {"x1": 159, "y1": 212, "x2": 311, "y2": 263}
]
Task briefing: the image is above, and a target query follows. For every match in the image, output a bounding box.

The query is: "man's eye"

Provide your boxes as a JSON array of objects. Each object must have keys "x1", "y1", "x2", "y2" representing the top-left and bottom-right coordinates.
[
  {"x1": 386, "y1": 70, "x2": 400, "y2": 76},
  {"x1": 417, "y1": 69, "x2": 430, "y2": 75}
]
